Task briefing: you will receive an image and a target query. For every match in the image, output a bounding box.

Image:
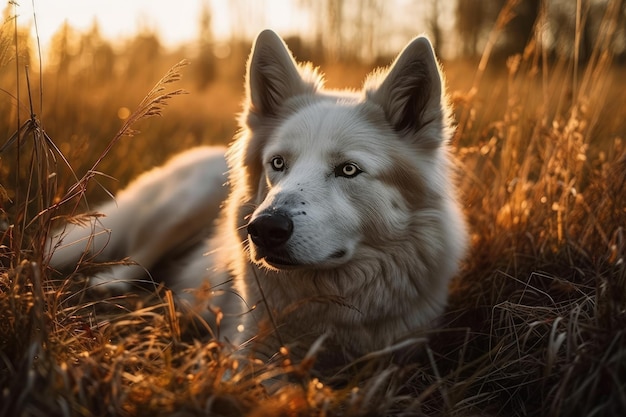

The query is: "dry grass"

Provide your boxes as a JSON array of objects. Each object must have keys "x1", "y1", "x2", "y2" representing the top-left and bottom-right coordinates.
[{"x1": 2, "y1": 3, "x2": 626, "y2": 416}]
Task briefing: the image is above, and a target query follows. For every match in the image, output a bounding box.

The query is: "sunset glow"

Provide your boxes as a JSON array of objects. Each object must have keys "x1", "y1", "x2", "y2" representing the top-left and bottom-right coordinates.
[
  {"x1": 2, "y1": 1, "x2": 626, "y2": 415},
  {"x1": 15, "y1": 0, "x2": 308, "y2": 55}
]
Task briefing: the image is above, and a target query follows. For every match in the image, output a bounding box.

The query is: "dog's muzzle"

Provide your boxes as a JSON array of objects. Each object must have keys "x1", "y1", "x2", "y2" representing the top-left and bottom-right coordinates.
[{"x1": 247, "y1": 211, "x2": 293, "y2": 248}]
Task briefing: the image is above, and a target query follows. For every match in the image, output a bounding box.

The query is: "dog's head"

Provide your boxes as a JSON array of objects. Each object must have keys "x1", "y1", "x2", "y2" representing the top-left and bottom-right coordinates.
[{"x1": 228, "y1": 30, "x2": 452, "y2": 271}]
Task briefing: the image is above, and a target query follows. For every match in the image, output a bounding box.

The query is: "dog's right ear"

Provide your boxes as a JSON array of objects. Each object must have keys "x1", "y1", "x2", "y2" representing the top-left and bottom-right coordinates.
[
  {"x1": 366, "y1": 36, "x2": 447, "y2": 149},
  {"x1": 246, "y1": 30, "x2": 317, "y2": 117}
]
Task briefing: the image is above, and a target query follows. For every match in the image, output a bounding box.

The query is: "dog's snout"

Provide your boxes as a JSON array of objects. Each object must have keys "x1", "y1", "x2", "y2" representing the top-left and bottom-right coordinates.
[{"x1": 247, "y1": 212, "x2": 293, "y2": 247}]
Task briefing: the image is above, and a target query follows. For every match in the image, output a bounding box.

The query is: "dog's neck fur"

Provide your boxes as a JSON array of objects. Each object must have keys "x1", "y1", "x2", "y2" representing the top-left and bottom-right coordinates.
[{"x1": 237, "y1": 211, "x2": 455, "y2": 358}]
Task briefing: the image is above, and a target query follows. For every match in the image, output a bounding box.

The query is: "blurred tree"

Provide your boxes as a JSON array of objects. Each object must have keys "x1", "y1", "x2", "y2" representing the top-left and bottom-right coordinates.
[
  {"x1": 78, "y1": 22, "x2": 115, "y2": 84},
  {"x1": 428, "y1": 0, "x2": 443, "y2": 56},
  {"x1": 228, "y1": 0, "x2": 267, "y2": 41},
  {"x1": 455, "y1": 0, "x2": 540, "y2": 58},
  {"x1": 297, "y1": 0, "x2": 325, "y2": 62},
  {"x1": 124, "y1": 31, "x2": 161, "y2": 79},
  {"x1": 455, "y1": 0, "x2": 487, "y2": 57},
  {"x1": 195, "y1": 0, "x2": 217, "y2": 90},
  {"x1": 0, "y1": 3, "x2": 32, "y2": 71},
  {"x1": 354, "y1": 0, "x2": 385, "y2": 62},
  {"x1": 0, "y1": 4, "x2": 33, "y2": 136},
  {"x1": 498, "y1": 0, "x2": 540, "y2": 58},
  {"x1": 48, "y1": 21, "x2": 77, "y2": 76},
  {"x1": 0, "y1": 5, "x2": 12, "y2": 69},
  {"x1": 455, "y1": 0, "x2": 626, "y2": 61},
  {"x1": 299, "y1": 0, "x2": 388, "y2": 63},
  {"x1": 547, "y1": 0, "x2": 626, "y2": 62}
]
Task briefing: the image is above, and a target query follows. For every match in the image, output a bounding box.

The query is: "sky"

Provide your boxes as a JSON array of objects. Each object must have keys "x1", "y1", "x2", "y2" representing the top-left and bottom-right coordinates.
[{"x1": 13, "y1": 0, "x2": 305, "y2": 54}]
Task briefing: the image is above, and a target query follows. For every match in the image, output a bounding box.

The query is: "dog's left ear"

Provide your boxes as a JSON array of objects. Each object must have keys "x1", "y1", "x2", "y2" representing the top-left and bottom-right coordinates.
[
  {"x1": 367, "y1": 36, "x2": 446, "y2": 147},
  {"x1": 246, "y1": 30, "x2": 317, "y2": 117}
]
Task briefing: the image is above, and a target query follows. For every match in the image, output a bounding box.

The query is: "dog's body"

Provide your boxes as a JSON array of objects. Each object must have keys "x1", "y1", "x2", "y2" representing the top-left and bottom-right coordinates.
[{"x1": 48, "y1": 30, "x2": 467, "y2": 361}]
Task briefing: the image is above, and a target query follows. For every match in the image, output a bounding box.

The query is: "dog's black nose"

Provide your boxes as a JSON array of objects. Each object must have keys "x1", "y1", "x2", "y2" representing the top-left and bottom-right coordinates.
[{"x1": 247, "y1": 212, "x2": 293, "y2": 247}]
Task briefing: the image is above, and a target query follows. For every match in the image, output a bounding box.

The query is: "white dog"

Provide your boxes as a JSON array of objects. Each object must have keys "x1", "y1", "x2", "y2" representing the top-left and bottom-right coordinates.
[{"x1": 48, "y1": 30, "x2": 468, "y2": 363}]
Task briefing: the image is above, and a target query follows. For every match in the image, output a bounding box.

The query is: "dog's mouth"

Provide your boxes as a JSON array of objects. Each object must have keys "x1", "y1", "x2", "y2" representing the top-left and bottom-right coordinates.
[
  {"x1": 262, "y1": 255, "x2": 299, "y2": 269},
  {"x1": 255, "y1": 247, "x2": 349, "y2": 270},
  {"x1": 252, "y1": 246, "x2": 300, "y2": 269}
]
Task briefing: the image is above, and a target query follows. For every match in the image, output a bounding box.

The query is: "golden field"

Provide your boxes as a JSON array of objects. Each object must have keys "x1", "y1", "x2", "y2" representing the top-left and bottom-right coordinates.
[{"x1": 1, "y1": 4, "x2": 625, "y2": 416}]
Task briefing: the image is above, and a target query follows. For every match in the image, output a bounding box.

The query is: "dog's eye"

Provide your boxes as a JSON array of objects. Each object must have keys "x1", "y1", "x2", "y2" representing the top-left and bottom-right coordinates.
[
  {"x1": 270, "y1": 156, "x2": 285, "y2": 172},
  {"x1": 335, "y1": 162, "x2": 362, "y2": 178}
]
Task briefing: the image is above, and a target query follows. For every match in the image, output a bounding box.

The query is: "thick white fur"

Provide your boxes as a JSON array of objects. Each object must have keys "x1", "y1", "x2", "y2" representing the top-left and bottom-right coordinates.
[{"x1": 48, "y1": 30, "x2": 468, "y2": 361}]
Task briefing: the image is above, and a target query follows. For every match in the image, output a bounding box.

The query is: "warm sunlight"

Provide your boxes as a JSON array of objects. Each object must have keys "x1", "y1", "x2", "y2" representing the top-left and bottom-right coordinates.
[
  {"x1": 2, "y1": 1, "x2": 625, "y2": 415},
  {"x1": 16, "y1": 0, "x2": 310, "y2": 55},
  {"x1": 19, "y1": 0, "x2": 208, "y2": 48}
]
